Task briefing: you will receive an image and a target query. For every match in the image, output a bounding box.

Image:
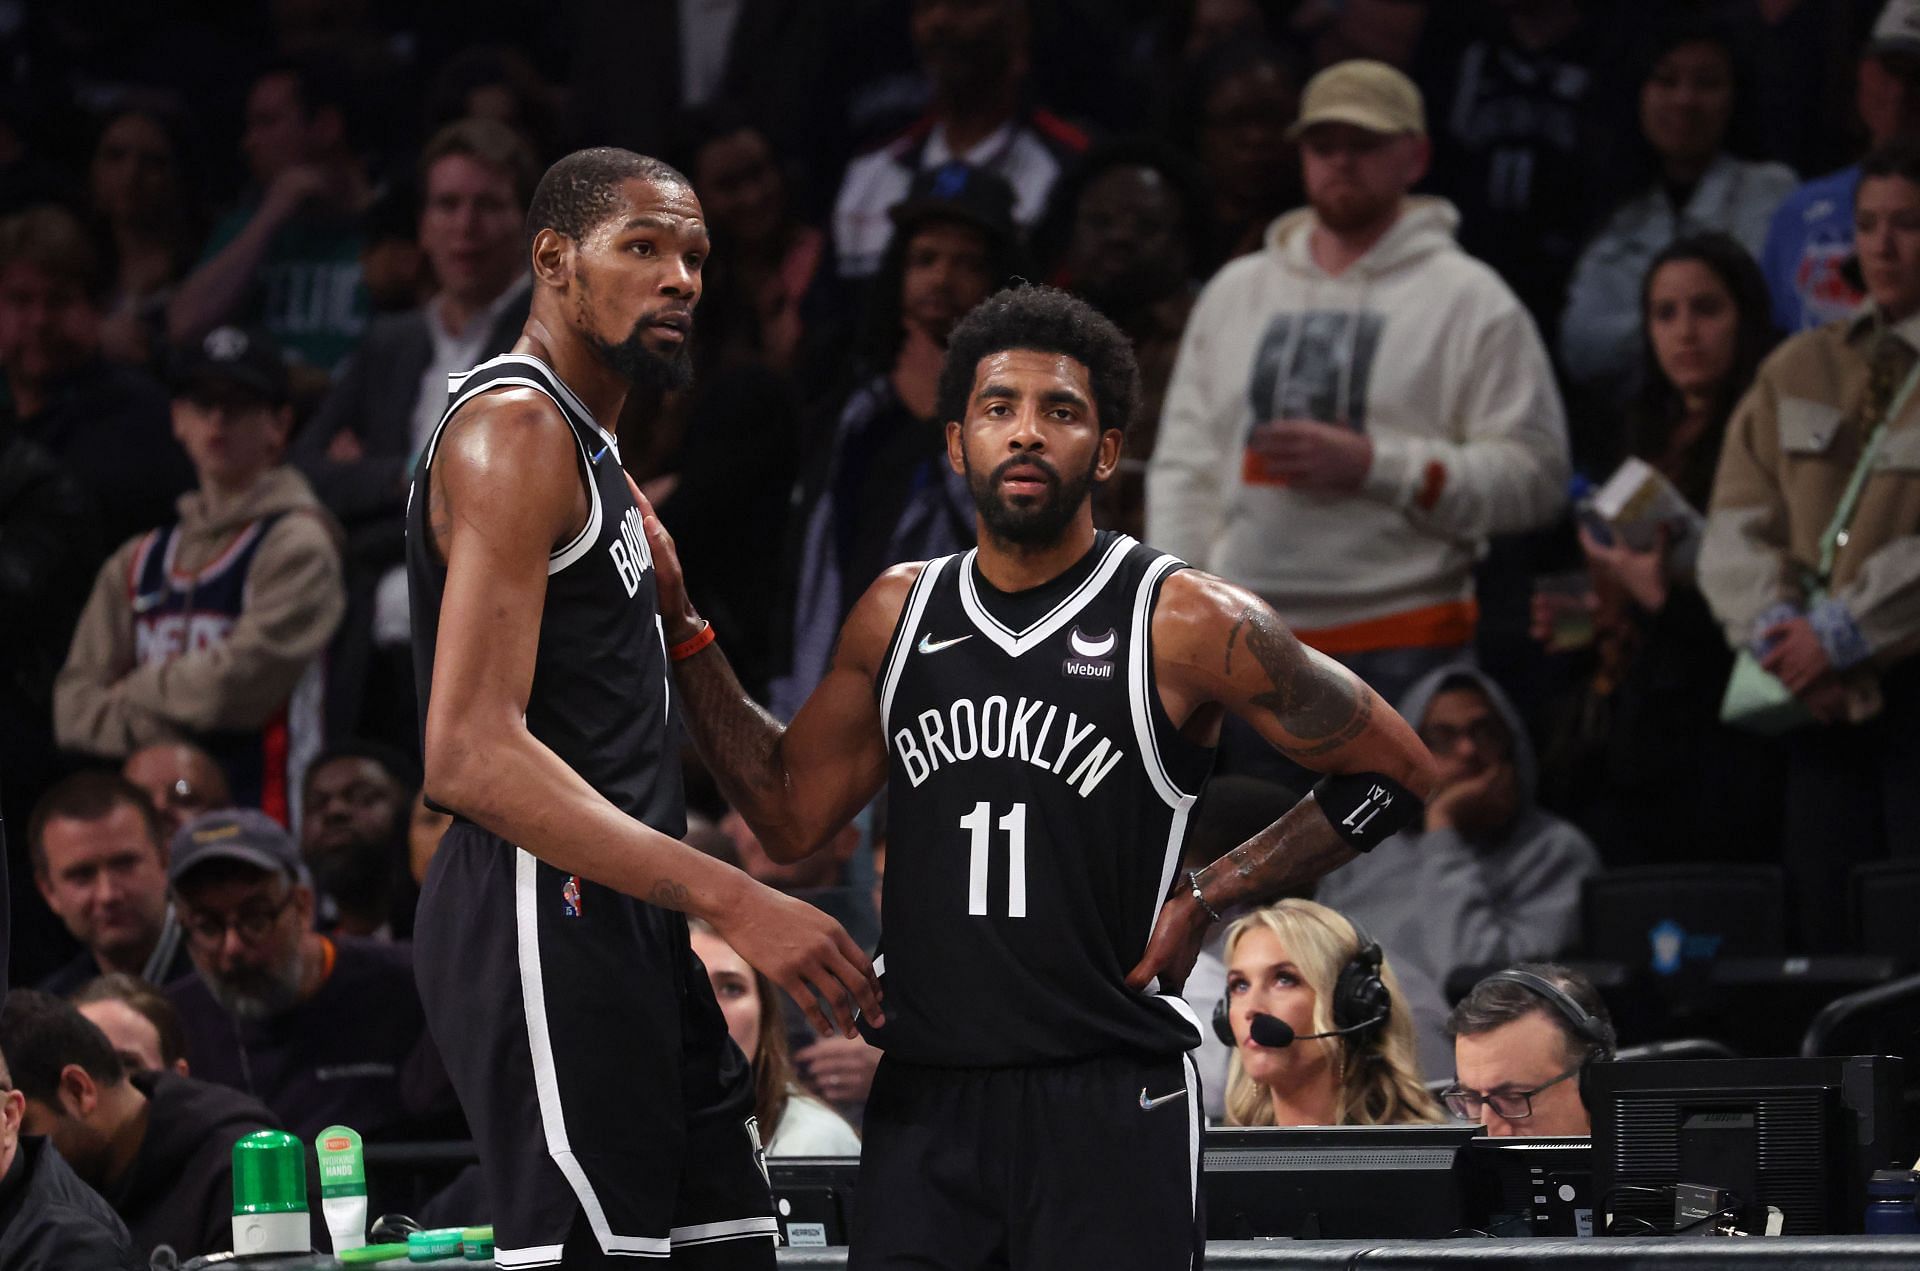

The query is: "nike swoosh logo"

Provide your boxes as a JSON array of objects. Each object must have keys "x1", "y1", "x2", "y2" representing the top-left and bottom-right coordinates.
[
  {"x1": 917, "y1": 633, "x2": 973, "y2": 655},
  {"x1": 1138, "y1": 1087, "x2": 1184, "y2": 1111}
]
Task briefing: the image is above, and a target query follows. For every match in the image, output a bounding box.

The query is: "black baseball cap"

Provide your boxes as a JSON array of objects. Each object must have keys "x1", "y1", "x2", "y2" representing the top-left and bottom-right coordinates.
[
  {"x1": 169, "y1": 325, "x2": 292, "y2": 406},
  {"x1": 887, "y1": 161, "x2": 1019, "y2": 249},
  {"x1": 169, "y1": 808, "x2": 304, "y2": 886}
]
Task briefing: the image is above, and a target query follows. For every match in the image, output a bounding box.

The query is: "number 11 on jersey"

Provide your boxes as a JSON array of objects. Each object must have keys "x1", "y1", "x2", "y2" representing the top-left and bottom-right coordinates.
[{"x1": 960, "y1": 802, "x2": 1028, "y2": 918}]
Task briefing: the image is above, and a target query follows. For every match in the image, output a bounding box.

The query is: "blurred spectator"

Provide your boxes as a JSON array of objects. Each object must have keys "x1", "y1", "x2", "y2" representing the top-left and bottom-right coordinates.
[
  {"x1": 1761, "y1": 0, "x2": 1920, "y2": 333},
  {"x1": 164, "y1": 809, "x2": 445, "y2": 1142},
  {"x1": 680, "y1": 104, "x2": 827, "y2": 378},
  {"x1": 1218, "y1": 898, "x2": 1442, "y2": 1127},
  {"x1": 29, "y1": 773, "x2": 193, "y2": 998},
  {"x1": 0, "y1": 204, "x2": 195, "y2": 549},
  {"x1": 1417, "y1": 0, "x2": 1624, "y2": 338},
  {"x1": 1701, "y1": 139, "x2": 1920, "y2": 950},
  {"x1": 293, "y1": 120, "x2": 534, "y2": 746},
  {"x1": 1149, "y1": 61, "x2": 1568, "y2": 728},
  {"x1": 0, "y1": 408, "x2": 97, "y2": 871},
  {"x1": 1045, "y1": 139, "x2": 1208, "y2": 535},
  {"x1": 772, "y1": 164, "x2": 1019, "y2": 717},
  {"x1": 300, "y1": 742, "x2": 420, "y2": 940},
  {"x1": 0, "y1": 1041, "x2": 142, "y2": 1271},
  {"x1": 1443, "y1": 962, "x2": 1613, "y2": 1137},
  {"x1": 832, "y1": 0, "x2": 1087, "y2": 278},
  {"x1": 1, "y1": 987, "x2": 277, "y2": 1261},
  {"x1": 688, "y1": 920, "x2": 862, "y2": 1155},
  {"x1": 167, "y1": 56, "x2": 373, "y2": 379},
  {"x1": 54, "y1": 325, "x2": 344, "y2": 824},
  {"x1": 121, "y1": 742, "x2": 231, "y2": 842},
  {"x1": 422, "y1": 44, "x2": 561, "y2": 164},
  {"x1": 1540, "y1": 234, "x2": 1785, "y2": 865},
  {"x1": 1315, "y1": 666, "x2": 1599, "y2": 1075},
  {"x1": 87, "y1": 108, "x2": 203, "y2": 369},
  {"x1": 1558, "y1": 22, "x2": 1796, "y2": 401},
  {"x1": 354, "y1": 181, "x2": 427, "y2": 315},
  {"x1": 1289, "y1": 0, "x2": 1432, "y2": 71},
  {"x1": 70, "y1": 974, "x2": 190, "y2": 1077},
  {"x1": 1178, "y1": 39, "x2": 1304, "y2": 273}
]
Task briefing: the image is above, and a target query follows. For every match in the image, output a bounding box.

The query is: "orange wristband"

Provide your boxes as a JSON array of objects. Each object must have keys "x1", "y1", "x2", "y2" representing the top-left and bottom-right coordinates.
[{"x1": 669, "y1": 622, "x2": 716, "y2": 662}]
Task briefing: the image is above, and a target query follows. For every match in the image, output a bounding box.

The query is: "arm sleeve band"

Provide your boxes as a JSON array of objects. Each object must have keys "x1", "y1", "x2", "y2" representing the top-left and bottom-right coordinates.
[{"x1": 1310, "y1": 771, "x2": 1423, "y2": 852}]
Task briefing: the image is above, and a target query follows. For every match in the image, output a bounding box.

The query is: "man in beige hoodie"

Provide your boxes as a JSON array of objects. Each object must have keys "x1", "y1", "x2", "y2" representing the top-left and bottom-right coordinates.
[
  {"x1": 55, "y1": 326, "x2": 344, "y2": 827},
  {"x1": 1148, "y1": 60, "x2": 1568, "y2": 757}
]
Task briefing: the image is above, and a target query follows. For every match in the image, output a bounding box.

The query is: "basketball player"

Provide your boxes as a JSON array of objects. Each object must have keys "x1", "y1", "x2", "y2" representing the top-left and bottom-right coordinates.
[
  {"x1": 643, "y1": 285, "x2": 1438, "y2": 1268},
  {"x1": 406, "y1": 148, "x2": 881, "y2": 1269}
]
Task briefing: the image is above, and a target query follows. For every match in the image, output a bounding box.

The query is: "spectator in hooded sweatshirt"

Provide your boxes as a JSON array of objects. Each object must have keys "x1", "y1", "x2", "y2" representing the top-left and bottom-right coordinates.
[
  {"x1": 1148, "y1": 59, "x2": 1568, "y2": 751},
  {"x1": 0, "y1": 1043, "x2": 142, "y2": 1271},
  {"x1": 0, "y1": 988, "x2": 277, "y2": 1262},
  {"x1": 53, "y1": 324, "x2": 345, "y2": 824},
  {"x1": 1314, "y1": 665, "x2": 1601, "y2": 1076}
]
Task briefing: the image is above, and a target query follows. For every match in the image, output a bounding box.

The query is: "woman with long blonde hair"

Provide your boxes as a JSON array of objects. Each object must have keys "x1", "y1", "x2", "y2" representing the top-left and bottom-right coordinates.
[{"x1": 1220, "y1": 898, "x2": 1442, "y2": 1127}]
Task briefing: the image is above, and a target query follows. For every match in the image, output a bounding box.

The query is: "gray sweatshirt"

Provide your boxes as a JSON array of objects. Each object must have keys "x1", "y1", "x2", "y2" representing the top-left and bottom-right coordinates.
[{"x1": 1314, "y1": 664, "x2": 1600, "y2": 1077}]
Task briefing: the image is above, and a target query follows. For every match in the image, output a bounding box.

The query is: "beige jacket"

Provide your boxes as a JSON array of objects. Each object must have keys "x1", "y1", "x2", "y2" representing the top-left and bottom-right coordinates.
[
  {"x1": 54, "y1": 466, "x2": 345, "y2": 756},
  {"x1": 1700, "y1": 312, "x2": 1920, "y2": 673}
]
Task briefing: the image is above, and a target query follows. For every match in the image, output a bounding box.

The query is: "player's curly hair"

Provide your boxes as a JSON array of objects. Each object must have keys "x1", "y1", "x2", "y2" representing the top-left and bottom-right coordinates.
[
  {"x1": 526, "y1": 146, "x2": 687, "y2": 248},
  {"x1": 935, "y1": 284, "x2": 1142, "y2": 435}
]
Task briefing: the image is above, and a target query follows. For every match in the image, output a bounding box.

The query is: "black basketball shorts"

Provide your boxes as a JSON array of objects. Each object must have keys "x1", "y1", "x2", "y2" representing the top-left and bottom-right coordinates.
[
  {"x1": 414, "y1": 823, "x2": 777, "y2": 1267},
  {"x1": 848, "y1": 1051, "x2": 1204, "y2": 1270}
]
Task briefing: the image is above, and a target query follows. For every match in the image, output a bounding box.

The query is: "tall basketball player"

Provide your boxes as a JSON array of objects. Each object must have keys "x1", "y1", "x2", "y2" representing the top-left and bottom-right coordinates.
[
  {"x1": 643, "y1": 285, "x2": 1439, "y2": 1268},
  {"x1": 406, "y1": 148, "x2": 881, "y2": 1269}
]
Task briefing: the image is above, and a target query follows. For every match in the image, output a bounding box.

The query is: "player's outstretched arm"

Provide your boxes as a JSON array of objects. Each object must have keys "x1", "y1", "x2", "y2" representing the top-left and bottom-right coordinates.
[
  {"x1": 639, "y1": 493, "x2": 905, "y2": 863},
  {"x1": 1126, "y1": 572, "x2": 1438, "y2": 993},
  {"x1": 421, "y1": 400, "x2": 880, "y2": 1037}
]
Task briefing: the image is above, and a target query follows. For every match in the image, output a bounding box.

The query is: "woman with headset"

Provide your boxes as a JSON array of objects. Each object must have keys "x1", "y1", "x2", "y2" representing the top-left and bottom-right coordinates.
[{"x1": 1218, "y1": 898, "x2": 1444, "y2": 1127}]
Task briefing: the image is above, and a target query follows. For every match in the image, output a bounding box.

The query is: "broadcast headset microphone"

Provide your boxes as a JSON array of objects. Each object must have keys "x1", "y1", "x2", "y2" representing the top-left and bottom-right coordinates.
[{"x1": 1246, "y1": 1009, "x2": 1387, "y2": 1049}]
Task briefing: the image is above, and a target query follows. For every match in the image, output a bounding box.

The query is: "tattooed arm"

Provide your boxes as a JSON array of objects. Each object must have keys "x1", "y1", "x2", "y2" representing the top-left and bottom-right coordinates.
[
  {"x1": 640, "y1": 493, "x2": 906, "y2": 862},
  {"x1": 1125, "y1": 571, "x2": 1437, "y2": 992}
]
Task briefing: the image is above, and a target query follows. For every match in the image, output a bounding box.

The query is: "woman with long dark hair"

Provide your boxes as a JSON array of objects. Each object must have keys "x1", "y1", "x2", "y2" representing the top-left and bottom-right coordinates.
[
  {"x1": 87, "y1": 107, "x2": 202, "y2": 367},
  {"x1": 1538, "y1": 231, "x2": 1783, "y2": 865}
]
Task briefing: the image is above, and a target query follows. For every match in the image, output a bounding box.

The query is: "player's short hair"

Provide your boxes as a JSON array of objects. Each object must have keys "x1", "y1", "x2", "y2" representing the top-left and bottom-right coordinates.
[
  {"x1": 27, "y1": 771, "x2": 165, "y2": 877},
  {"x1": 70, "y1": 973, "x2": 190, "y2": 1071},
  {"x1": 936, "y1": 284, "x2": 1142, "y2": 435},
  {"x1": 421, "y1": 117, "x2": 542, "y2": 210},
  {"x1": 0, "y1": 988, "x2": 128, "y2": 1101},
  {"x1": 526, "y1": 147, "x2": 688, "y2": 249}
]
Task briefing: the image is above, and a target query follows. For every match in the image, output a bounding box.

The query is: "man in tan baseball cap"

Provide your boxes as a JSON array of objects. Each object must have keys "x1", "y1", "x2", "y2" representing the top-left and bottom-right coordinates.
[{"x1": 1285, "y1": 58, "x2": 1426, "y2": 142}]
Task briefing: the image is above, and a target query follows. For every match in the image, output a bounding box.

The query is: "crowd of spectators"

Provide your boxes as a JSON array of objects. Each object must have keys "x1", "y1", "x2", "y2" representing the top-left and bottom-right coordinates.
[{"x1": 2, "y1": 0, "x2": 1918, "y2": 1259}]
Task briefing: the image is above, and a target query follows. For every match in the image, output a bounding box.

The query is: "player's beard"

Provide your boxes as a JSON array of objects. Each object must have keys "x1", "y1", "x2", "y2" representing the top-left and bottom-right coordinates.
[
  {"x1": 966, "y1": 449, "x2": 1098, "y2": 547},
  {"x1": 585, "y1": 316, "x2": 695, "y2": 393}
]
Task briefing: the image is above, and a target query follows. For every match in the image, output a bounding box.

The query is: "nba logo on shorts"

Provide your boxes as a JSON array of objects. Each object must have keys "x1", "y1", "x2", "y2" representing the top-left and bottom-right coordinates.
[{"x1": 561, "y1": 875, "x2": 584, "y2": 918}]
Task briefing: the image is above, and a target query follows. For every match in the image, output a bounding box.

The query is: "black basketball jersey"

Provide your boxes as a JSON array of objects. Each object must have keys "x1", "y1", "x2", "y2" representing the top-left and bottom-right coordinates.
[
  {"x1": 405, "y1": 353, "x2": 685, "y2": 835},
  {"x1": 870, "y1": 531, "x2": 1215, "y2": 1067}
]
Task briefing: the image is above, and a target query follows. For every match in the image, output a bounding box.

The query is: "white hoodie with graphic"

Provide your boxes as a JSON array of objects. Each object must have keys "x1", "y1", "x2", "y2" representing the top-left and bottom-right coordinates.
[{"x1": 1147, "y1": 197, "x2": 1569, "y2": 632}]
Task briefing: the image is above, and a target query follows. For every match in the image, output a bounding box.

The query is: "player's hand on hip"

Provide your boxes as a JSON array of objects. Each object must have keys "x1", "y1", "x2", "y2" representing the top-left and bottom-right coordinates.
[
  {"x1": 1125, "y1": 891, "x2": 1211, "y2": 997},
  {"x1": 630, "y1": 479, "x2": 703, "y2": 643},
  {"x1": 716, "y1": 885, "x2": 884, "y2": 1039}
]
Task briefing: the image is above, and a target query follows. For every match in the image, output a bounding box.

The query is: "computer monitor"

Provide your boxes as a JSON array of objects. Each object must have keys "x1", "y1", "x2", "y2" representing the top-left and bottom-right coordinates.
[
  {"x1": 1455, "y1": 1135, "x2": 1594, "y2": 1237},
  {"x1": 766, "y1": 1157, "x2": 861, "y2": 1248},
  {"x1": 1590, "y1": 1056, "x2": 1905, "y2": 1236},
  {"x1": 1204, "y1": 1124, "x2": 1483, "y2": 1239}
]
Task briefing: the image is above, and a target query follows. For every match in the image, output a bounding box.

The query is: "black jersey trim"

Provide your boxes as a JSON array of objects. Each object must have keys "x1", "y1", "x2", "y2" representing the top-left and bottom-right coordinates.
[
  {"x1": 878, "y1": 556, "x2": 951, "y2": 731},
  {"x1": 955, "y1": 533, "x2": 1134, "y2": 656},
  {"x1": 421, "y1": 363, "x2": 607, "y2": 577}
]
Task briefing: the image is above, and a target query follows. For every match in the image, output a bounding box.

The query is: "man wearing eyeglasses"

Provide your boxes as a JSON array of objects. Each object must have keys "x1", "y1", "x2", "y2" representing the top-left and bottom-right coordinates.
[
  {"x1": 1442, "y1": 963, "x2": 1614, "y2": 1137},
  {"x1": 1314, "y1": 666, "x2": 1599, "y2": 1075},
  {"x1": 161, "y1": 809, "x2": 450, "y2": 1145}
]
